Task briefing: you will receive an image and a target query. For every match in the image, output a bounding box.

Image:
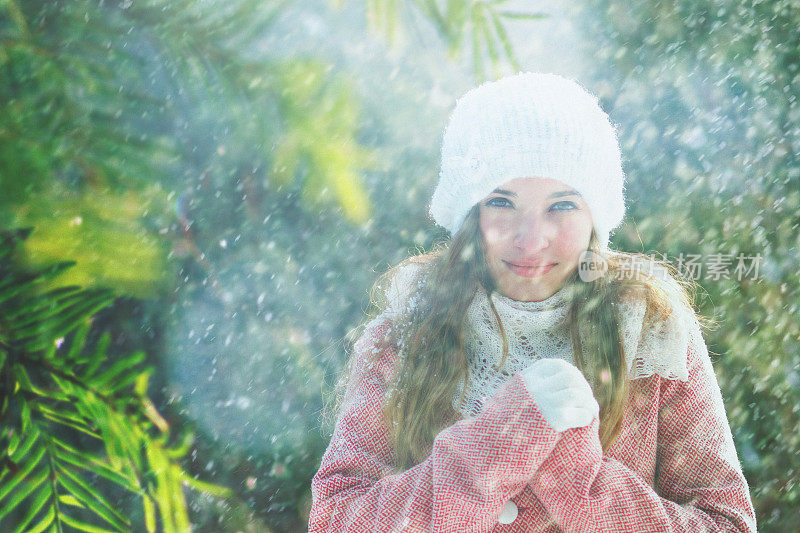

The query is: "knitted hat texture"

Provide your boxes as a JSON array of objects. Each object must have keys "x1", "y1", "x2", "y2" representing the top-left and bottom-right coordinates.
[{"x1": 430, "y1": 72, "x2": 625, "y2": 248}]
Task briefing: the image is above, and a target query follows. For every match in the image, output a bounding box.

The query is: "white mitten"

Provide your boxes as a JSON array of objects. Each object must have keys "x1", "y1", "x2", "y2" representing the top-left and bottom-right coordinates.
[{"x1": 521, "y1": 358, "x2": 599, "y2": 432}]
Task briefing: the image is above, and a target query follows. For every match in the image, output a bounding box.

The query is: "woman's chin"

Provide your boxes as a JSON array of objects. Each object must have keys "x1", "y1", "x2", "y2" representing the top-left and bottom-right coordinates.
[{"x1": 497, "y1": 282, "x2": 556, "y2": 302}]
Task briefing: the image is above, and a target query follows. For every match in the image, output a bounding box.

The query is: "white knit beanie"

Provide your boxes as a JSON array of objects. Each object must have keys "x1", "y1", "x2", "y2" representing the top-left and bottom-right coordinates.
[{"x1": 430, "y1": 72, "x2": 625, "y2": 249}]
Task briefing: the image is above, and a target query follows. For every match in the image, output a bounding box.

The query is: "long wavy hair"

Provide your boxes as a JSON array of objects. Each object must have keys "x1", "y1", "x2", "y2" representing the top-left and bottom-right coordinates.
[{"x1": 341, "y1": 205, "x2": 697, "y2": 470}]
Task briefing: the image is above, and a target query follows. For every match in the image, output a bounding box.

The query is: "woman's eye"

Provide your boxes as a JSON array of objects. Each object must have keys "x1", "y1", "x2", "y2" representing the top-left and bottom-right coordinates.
[
  {"x1": 549, "y1": 200, "x2": 577, "y2": 211},
  {"x1": 485, "y1": 197, "x2": 513, "y2": 208}
]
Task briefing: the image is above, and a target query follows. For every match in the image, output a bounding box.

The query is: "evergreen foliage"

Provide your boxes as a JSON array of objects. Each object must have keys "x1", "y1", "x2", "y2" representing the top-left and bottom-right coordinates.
[
  {"x1": 0, "y1": 228, "x2": 230, "y2": 532},
  {"x1": 357, "y1": 0, "x2": 546, "y2": 79}
]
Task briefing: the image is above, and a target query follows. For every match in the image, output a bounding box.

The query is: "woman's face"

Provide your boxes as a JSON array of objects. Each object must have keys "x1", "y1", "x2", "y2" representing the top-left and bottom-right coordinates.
[{"x1": 478, "y1": 177, "x2": 593, "y2": 302}]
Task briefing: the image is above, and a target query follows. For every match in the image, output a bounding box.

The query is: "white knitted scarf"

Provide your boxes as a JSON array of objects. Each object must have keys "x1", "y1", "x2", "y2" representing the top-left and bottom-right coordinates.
[{"x1": 382, "y1": 261, "x2": 696, "y2": 418}]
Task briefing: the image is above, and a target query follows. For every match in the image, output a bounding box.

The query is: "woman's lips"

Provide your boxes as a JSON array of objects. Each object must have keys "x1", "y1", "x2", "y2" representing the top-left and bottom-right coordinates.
[{"x1": 504, "y1": 260, "x2": 556, "y2": 278}]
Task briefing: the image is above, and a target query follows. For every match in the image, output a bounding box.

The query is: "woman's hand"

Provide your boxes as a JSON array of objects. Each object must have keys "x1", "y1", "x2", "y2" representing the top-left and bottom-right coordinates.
[{"x1": 521, "y1": 358, "x2": 599, "y2": 432}]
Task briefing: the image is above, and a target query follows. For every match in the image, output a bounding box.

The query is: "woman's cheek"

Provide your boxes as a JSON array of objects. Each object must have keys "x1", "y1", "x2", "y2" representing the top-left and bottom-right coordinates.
[
  {"x1": 558, "y1": 221, "x2": 592, "y2": 257},
  {"x1": 481, "y1": 218, "x2": 512, "y2": 249}
]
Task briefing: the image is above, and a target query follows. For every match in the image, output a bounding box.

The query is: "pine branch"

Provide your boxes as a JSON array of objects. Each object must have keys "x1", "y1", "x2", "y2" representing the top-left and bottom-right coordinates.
[{"x1": 0, "y1": 229, "x2": 230, "y2": 531}]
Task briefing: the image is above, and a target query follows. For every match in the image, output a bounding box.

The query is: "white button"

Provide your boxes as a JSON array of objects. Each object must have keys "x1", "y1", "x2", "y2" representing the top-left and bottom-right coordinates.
[{"x1": 497, "y1": 500, "x2": 518, "y2": 524}]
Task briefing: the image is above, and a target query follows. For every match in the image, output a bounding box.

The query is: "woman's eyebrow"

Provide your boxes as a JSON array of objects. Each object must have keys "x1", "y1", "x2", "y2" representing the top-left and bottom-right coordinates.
[
  {"x1": 549, "y1": 189, "x2": 581, "y2": 198},
  {"x1": 489, "y1": 188, "x2": 581, "y2": 198}
]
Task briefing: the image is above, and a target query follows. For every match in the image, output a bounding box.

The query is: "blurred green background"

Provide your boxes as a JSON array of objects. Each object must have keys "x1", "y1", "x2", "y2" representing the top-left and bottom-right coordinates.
[{"x1": 1, "y1": 0, "x2": 798, "y2": 531}]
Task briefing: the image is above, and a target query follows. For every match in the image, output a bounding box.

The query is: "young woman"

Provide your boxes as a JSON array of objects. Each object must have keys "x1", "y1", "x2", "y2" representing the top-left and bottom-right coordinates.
[{"x1": 309, "y1": 73, "x2": 756, "y2": 532}]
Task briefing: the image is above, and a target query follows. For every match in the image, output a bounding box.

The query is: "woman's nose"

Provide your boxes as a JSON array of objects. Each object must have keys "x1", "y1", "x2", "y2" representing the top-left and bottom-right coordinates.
[{"x1": 513, "y1": 216, "x2": 550, "y2": 252}]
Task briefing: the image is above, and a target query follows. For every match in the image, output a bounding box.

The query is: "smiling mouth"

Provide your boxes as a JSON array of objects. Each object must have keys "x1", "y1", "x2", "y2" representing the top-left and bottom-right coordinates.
[{"x1": 503, "y1": 261, "x2": 556, "y2": 278}]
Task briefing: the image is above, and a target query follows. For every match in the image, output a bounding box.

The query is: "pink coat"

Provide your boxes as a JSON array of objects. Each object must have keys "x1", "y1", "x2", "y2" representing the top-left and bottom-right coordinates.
[{"x1": 309, "y1": 316, "x2": 756, "y2": 532}]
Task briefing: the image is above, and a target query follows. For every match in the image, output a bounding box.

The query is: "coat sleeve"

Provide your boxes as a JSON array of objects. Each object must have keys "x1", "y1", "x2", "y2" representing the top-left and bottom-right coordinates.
[
  {"x1": 528, "y1": 325, "x2": 757, "y2": 532},
  {"x1": 309, "y1": 318, "x2": 562, "y2": 533}
]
